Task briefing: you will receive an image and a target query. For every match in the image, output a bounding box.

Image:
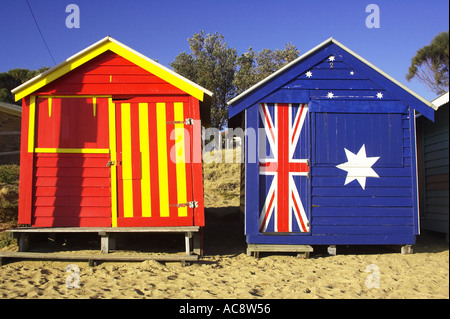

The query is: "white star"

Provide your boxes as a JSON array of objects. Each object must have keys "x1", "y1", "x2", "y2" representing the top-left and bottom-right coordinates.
[
  {"x1": 336, "y1": 144, "x2": 380, "y2": 190},
  {"x1": 328, "y1": 55, "x2": 335, "y2": 62},
  {"x1": 306, "y1": 71, "x2": 313, "y2": 78},
  {"x1": 327, "y1": 92, "x2": 334, "y2": 99},
  {"x1": 376, "y1": 92, "x2": 383, "y2": 99},
  {"x1": 350, "y1": 71, "x2": 355, "y2": 76}
]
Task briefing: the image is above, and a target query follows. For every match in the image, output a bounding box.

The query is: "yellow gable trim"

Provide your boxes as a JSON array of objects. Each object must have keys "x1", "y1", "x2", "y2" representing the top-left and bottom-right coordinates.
[{"x1": 13, "y1": 37, "x2": 208, "y2": 102}]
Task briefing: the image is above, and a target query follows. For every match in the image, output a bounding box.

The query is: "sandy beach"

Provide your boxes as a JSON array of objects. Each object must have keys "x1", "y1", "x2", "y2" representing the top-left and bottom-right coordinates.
[{"x1": 0, "y1": 206, "x2": 448, "y2": 299}]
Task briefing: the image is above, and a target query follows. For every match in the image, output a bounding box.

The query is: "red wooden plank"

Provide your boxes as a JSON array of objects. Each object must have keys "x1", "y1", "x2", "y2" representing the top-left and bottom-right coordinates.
[
  {"x1": 148, "y1": 102, "x2": 161, "y2": 219},
  {"x1": 130, "y1": 102, "x2": 142, "y2": 217},
  {"x1": 34, "y1": 186, "x2": 110, "y2": 197},
  {"x1": 34, "y1": 196, "x2": 111, "y2": 207},
  {"x1": 35, "y1": 167, "x2": 110, "y2": 177},
  {"x1": 189, "y1": 97, "x2": 205, "y2": 226},
  {"x1": 34, "y1": 207, "x2": 111, "y2": 218},
  {"x1": 18, "y1": 97, "x2": 34, "y2": 225},
  {"x1": 33, "y1": 217, "x2": 111, "y2": 227},
  {"x1": 38, "y1": 84, "x2": 185, "y2": 96},
  {"x1": 34, "y1": 177, "x2": 111, "y2": 187},
  {"x1": 35, "y1": 156, "x2": 110, "y2": 168},
  {"x1": 166, "y1": 102, "x2": 179, "y2": 219}
]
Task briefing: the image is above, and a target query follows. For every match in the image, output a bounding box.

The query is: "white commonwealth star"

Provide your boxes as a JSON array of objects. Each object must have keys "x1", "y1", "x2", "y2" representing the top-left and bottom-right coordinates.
[
  {"x1": 327, "y1": 92, "x2": 334, "y2": 99},
  {"x1": 306, "y1": 71, "x2": 313, "y2": 78},
  {"x1": 336, "y1": 144, "x2": 380, "y2": 190},
  {"x1": 376, "y1": 92, "x2": 383, "y2": 99}
]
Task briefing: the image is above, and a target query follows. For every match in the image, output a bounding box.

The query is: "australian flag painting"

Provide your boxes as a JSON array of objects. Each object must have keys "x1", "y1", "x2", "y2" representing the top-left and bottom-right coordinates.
[{"x1": 258, "y1": 103, "x2": 310, "y2": 233}]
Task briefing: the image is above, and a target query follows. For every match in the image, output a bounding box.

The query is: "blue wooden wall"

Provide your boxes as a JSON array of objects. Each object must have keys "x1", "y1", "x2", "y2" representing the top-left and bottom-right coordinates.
[{"x1": 238, "y1": 42, "x2": 425, "y2": 245}]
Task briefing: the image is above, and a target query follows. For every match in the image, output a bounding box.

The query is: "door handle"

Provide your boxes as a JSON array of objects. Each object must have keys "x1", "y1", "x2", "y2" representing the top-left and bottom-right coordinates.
[{"x1": 106, "y1": 160, "x2": 116, "y2": 167}]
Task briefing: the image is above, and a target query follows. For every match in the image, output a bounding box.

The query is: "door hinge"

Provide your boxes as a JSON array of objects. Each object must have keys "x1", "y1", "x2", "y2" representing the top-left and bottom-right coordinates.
[
  {"x1": 169, "y1": 201, "x2": 198, "y2": 208},
  {"x1": 166, "y1": 118, "x2": 194, "y2": 125}
]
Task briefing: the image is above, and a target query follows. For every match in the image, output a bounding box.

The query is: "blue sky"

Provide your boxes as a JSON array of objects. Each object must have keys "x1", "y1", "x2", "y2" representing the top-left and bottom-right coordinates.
[{"x1": 1, "y1": 0, "x2": 448, "y2": 101}]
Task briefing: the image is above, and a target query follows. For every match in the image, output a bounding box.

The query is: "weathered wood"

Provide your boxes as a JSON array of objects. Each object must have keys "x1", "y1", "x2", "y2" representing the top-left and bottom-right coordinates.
[
  {"x1": 0, "y1": 251, "x2": 198, "y2": 266},
  {"x1": 7, "y1": 226, "x2": 200, "y2": 234},
  {"x1": 247, "y1": 244, "x2": 313, "y2": 258}
]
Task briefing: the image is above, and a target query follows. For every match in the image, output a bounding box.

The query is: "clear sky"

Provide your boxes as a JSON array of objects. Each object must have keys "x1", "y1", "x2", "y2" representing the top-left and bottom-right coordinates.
[{"x1": 1, "y1": 0, "x2": 448, "y2": 102}]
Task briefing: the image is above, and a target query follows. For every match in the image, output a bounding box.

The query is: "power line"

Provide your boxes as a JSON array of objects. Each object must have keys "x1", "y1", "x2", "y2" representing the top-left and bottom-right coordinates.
[{"x1": 25, "y1": 0, "x2": 56, "y2": 65}]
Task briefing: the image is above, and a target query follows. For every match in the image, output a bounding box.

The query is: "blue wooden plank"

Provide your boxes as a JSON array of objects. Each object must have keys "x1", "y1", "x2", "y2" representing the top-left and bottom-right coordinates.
[
  {"x1": 309, "y1": 100, "x2": 407, "y2": 113},
  {"x1": 309, "y1": 89, "x2": 397, "y2": 100},
  {"x1": 298, "y1": 69, "x2": 367, "y2": 80},
  {"x1": 260, "y1": 88, "x2": 309, "y2": 103},
  {"x1": 283, "y1": 79, "x2": 382, "y2": 90},
  {"x1": 313, "y1": 112, "x2": 404, "y2": 167},
  {"x1": 312, "y1": 217, "x2": 413, "y2": 226},
  {"x1": 228, "y1": 43, "x2": 334, "y2": 118},
  {"x1": 312, "y1": 167, "x2": 412, "y2": 177},
  {"x1": 312, "y1": 176, "x2": 412, "y2": 187},
  {"x1": 312, "y1": 196, "x2": 413, "y2": 207},
  {"x1": 246, "y1": 233, "x2": 416, "y2": 245},
  {"x1": 312, "y1": 186, "x2": 412, "y2": 197},
  {"x1": 312, "y1": 225, "x2": 414, "y2": 235},
  {"x1": 245, "y1": 104, "x2": 260, "y2": 236},
  {"x1": 313, "y1": 206, "x2": 413, "y2": 217},
  {"x1": 330, "y1": 44, "x2": 434, "y2": 121}
]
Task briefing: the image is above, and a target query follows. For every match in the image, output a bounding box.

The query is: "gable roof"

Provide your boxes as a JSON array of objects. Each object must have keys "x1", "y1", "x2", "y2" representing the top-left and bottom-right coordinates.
[
  {"x1": 12, "y1": 36, "x2": 213, "y2": 102},
  {"x1": 228, "y1": 37, "x2": 435, "y2": 121},
  {"x1": 0, "y1": 101, "x2": 22, "y2": 117}
]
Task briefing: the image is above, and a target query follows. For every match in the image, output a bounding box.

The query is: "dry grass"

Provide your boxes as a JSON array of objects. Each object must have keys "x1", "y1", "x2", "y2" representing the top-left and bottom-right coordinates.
[{"x1": 202, "y1": 147, "x2": 241, "y2": 208}]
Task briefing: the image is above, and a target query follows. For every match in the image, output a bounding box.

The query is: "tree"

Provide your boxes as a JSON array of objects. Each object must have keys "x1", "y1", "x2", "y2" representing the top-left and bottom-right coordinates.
[
  {"x1": 171, "y1": 31, "x2": 300, "y2": 128},
  {"x1": 234, "y1": 43, "x2": 300, "y2": 94},
  {"x1": 406, "y1": 31, "x2": 449, "y2": 95},
  {"x1": 170, "y1": 31, "x2": 237, "y2": 129},
  {"x1": 0, "y1": 67, "x2": 49, "y2": 104}
]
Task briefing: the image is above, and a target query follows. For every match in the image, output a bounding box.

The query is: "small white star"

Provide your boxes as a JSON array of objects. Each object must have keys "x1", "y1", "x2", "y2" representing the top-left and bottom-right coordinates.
[
  {"x1": 305, "y1": 71, "x2": 313, "y2": 78},
  {"x1": 328, "y1": 55, "x2": 335, "y2": 62},
  {"x1": 350, "y1": 71, "x2": 355, "y2": 76},
  {"x1": 336, "y1": 144, "x2": 380, "y2": 190},
  {"x1": 376, "y1": 92, "x2": 383, "y2": 99},
  {"x1": 327, "y1": 92, "x2": 334, "y2": 99}
]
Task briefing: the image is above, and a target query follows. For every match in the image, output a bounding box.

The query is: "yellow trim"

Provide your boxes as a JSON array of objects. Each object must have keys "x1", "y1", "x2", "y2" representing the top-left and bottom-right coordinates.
[
  {"x1": 13, "y1": 38, "x2": 209, "y2": 102},
  {"x1": 48, "y1": 98, "x2": 52, "y2": 117},
  {"x1": 92, "y1": 97, "x2": 97, "y2": 117},
  {"x1": 14, "y1": 44, "x2": 111, "y2": 101},
  {"x1": 34, "y1": 148, "x2": 110, "y2": 154},
  {"x1": 37, "y1": 95, "x2": 111, "y2": 98},
  {"x1": 107, "y1": 43, "x2": 205, "y2": 101},
  {"x1": 108, "y1": 98, "x2": 118, "y2": 227},
  {"x1": 156, "y1": 102, "x2": 170, "y2": 217},
  {"x1": 139, "y1": 103, "x2": 152, "y2": 217},
  {"x1": 28, "y1": 96, "x2": 36, "y2": 153},
  {"x1": 174, "y1": 102, "x2": 188, "y2": 217},
  {"x1": 121, "y1": 103, "x2": 134, "y2": 218}
]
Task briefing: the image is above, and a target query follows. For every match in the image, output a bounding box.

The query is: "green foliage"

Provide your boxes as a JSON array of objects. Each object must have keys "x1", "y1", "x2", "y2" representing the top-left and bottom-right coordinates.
[
  {"x1": 234, "y1": 43, "x2": 300, "y2": 94},
  {"x1": 170, "y1": 31, "x2": 237, "y2": 130},
  {"x1": 406, "y1": 31, "x2": 449, "y2": 95},
  {"x1": 0, "y1": 67, "x2": 49, "y2": 104},
  {"x1": 0, "y1": 165, "x2": 20, "y2": 184},
  {"x1": 171, "y1": 31, "x2": 299, "y2": 129}
]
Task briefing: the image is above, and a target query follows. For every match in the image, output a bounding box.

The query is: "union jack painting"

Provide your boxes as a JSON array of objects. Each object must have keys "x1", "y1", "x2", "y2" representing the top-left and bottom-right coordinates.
[{"x1": 258, "y1": 103, "x2": 310, "y2": 233}]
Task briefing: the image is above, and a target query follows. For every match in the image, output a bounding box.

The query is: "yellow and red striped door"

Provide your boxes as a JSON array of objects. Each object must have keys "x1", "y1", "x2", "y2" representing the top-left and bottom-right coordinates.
[{"x1": 114, "y1": 97, "x2": 195, "y2": 227}]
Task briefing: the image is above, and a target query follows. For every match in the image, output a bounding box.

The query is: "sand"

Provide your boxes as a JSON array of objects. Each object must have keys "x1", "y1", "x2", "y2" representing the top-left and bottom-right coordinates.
[{"x1": 0, "y1": 207, "x2": 448, "y2": 299}]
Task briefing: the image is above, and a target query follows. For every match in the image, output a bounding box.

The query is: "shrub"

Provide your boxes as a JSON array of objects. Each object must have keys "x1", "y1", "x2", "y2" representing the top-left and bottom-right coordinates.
[{"x1": 0, "y1": 165, "x2": 20, "y2": 184}]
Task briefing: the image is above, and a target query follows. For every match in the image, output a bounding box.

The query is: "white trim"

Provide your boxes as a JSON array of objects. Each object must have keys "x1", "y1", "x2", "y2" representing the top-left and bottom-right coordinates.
[
  {"x1": 431, "y1": 92, "x2": 449, "y2": 109},
  {"x1": 228, "y1": 37, "x2": 434, "y2": 111},
  {"x1": 0, "y1": 101, "x2": 22, "y2": 117}
]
